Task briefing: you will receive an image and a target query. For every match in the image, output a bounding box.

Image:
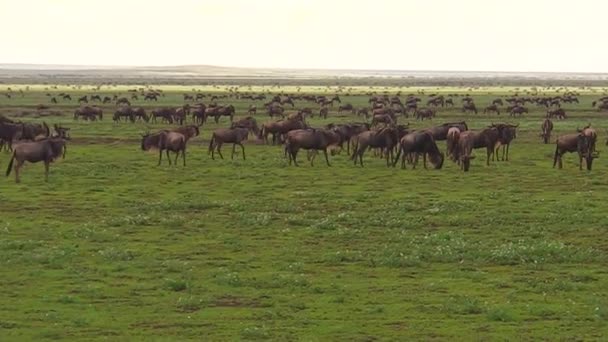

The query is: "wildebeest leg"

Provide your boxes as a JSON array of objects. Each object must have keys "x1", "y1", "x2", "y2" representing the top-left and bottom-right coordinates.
[
  {"x1": 174, "y1": 150, "x2": 179, "y2": 165},
  {"x1": 486, "y1": 147, "x2": 492, "y2": 166},
  {"x1": 15, "y1": 160, "x2": 23, "y2": 183},
  {"x1": 239, "y1": 143, "x2": 246, "y2": 160},
  {"x1": 231, "y1": 143, "x2": 236, "y2": 160},
  {"x1": 323, "y1": 149, "x2": 330, "y2": 167},
  {"x1": 292, "y1": 148, "x2": 299, "y2": 166},
  {"x1": 44, "y1": 161, "x2": 49, "y2": 182},
  {"x1": 182, "y1": 147, "x2": 186, "y2": 166},
  {"x1": 412, "y1": 153, "x2": 419, "y2": 169},
  {"x1": 423, "y1": 153, "x2": 428, "y2": 169},
  {"x1": 505, "y1": 144, "x2": 510, "y2": 161},
  {"x1": 579, "y1": 153, "x2": 583, "y2": 170},
  {"x1": 158, "y1": 149, "x2": 163, "y2": 166},
  {"x1": 166, "y1": 150, "x2": 172, "y2": 165},
  {"x1": 217, "y1": 143, "x2": 224, "y2": 159}
]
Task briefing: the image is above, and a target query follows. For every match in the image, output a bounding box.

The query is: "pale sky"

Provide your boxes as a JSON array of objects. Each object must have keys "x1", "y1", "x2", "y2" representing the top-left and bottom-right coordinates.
[{"x1": 1, "y1": 0, "x2": 607, "y2": 72}]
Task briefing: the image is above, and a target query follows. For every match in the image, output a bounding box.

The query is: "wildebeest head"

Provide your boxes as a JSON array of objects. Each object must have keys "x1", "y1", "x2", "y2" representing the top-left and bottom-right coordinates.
[{"x1": 53, "y1": 124, "x2": 71, "y2": 140}]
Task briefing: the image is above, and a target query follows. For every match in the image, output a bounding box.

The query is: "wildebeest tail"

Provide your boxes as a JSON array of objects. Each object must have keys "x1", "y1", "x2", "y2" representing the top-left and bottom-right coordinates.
[
  {"x1": 553, "y1": 142, "x2": 559, "y2": 166},
  {"x1": 6, "y1": 151, "x2": 15, "y2": 177}
]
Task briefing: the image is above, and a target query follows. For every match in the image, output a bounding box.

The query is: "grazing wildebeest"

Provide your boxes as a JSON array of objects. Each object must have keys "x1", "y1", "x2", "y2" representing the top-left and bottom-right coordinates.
[
  {"x1": 207, "y1": 105, "x2": 235, "y2": 123},
  {"x1": 425, "y1": 121, "x2": 468, "y2": 141},
  {"x1": 116, "y1": 97, "x2": 131, "y2": 106},
  {"x1": 452, "y1": 127, "x2": 500, "y2": 170},
  {"x1": 325, "y1": 122, "x2": 370, "y2": 155},
  {"x1": 259, "y1": 118, "x2": 307, "y2": 145},
  {"x1": 553, "y1": 132, "x2": 597, "y2": 170},
  {"x1": 350, "y1": 127, "x2": 399, "y2": 167},
  {"x1": 446, "y1": 127, "x2": 461, "y2": 161},
  {"x1": 284, "y1": 128, "x2": 341, "y2": 166},
  {"x1": 415, "y1": 108, "x2": 435, "y2": 120},
  {"x1": 141, "y1": 131, "x2": 187, "y2": 166},
  {"x1": 113, "y1": 107, "x2": 136, "y2": 123},
  {"x1": 445, "y1": 98, "x2": 454, "y2": 107},
  {"x1": 547, "y1": 108, "x2": 566, "y2": 119},
  {"x1": 6, "y1": 138, "x2": 66, "y2": 183},
  {"x1": 78, "y1": 95, "x2": 88, "y2": 103},
  {"x1": 462, "y1": 102, "x2": 478, "y2": 114},
  {"x1": 393, "y1": 131, "x2": 444, "y2": 169},
  {"x1": 492, "y1": 98, "x2": 504, "y2": 106},
  {"x1": 356, "y1": 108, "x2": 369, "y2": 118},
  {"x1": 62, "y1": 94, "x2": 72, "y2": 101},
  {"x1": 231, "y1": 116, "x2": 260, "y2": 137},
  {"x1": 541, "y1": 119, "x2": 553, "y2": 144},
  {"x1": 490, "y1": 123, "x2": 518, "y2": 161},
  {"x1": 483, "y1": 104, "x2": 500, "y2": 115},
  {"x1": 174, "y1": 105, "x2": 191, "y2": 125},
  {"x1": 103, "y1": 96, "x2": 112, "y2": 104},
  {"x1": 144, "y1": 93, "x2": 158, "y2": 101},
  {"x1": 151, "y1": 108, "x2": 175, "y2": 124},
  {"x1": 509, "y1": 105, "x2": 528, "y2": 117},
  {"x1": 74, "y1": 106, "x2": 103, "y2": 121},
  {"x1": 338, "y1": 103, "x2": 355, "y2": 114},
  {"x1": 208, "y1": 127, "x2": 249, "y2": 160},
  {"x1": 90, "y1": 95, "x2": 102, "y2": 102},
  {"x1": 371, "y1": 113, "x2": 395, "y2": 126}
]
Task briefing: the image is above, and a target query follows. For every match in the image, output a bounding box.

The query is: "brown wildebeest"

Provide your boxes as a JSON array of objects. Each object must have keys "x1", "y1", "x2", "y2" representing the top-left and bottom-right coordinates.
[
  {"x1": 169, "y1": 125, "x2": 200, "y2": 142},
  {"x1": 509, "y1": 106, "x2": 528, "y2": 117},
  {"x1": 0, "y1": 121, "x2": 24, "y2": 151},
  {"x1": 580, "y1": 125, "x2": 598, "y2": 152},
  {"x1": 490, "y1": 123, "x2": 518, "y2": 161},
  {"x1": 415, "y1": 108, "x2": 435, "y2": 120},
  {"x1": 356, "y1": 108, "x2": 369, "y2": 118},
  {"x1": 553, "y1": 132, "x2": 597, "y2": 170},
  {"x1": 284, "y1": 128, "x2": 341, "y2": 166},
  {"x1": 325, "y1": 122, "x2": 370, "y2": 155},
  {"x1": 462, "y1": 102, "x2": 478, "y2": 114},
  {"x1": 78, "y1": 95, "x2": 88, "y2": 103},
  {"x1": 191, "y1": 104, "x2": 207, "y2": 124},
  {"x1": 259, "y1": 118, "x2": 307, "y2": 145},
  {"x1": 113, "y1": 107, "x2": 136, "y2": 122},
  {"x1": 267, "y1": 104, "x2": 285, "y2": 118},
  {"x1": 232, "y1": 116, "x2": 260, "y2": 137},
  {"x1": 425, "y1": 121, "x2": 469, "y2": 141},
  {"x1": 445, "y1": 98, "x2": 454, "y2": 107},
  {"x1": 209, "y1": 105, "x2": 235, "y2": 123},
  {"x1": 351, "y1": 127, "x2": 399, "y2": 167},
  {"x1": 116, "y1": 97, "x2": 130, "y2": 106},
  {"x1": 6, "y1": 138, "x2": 66, "y2": 183},
  {"x1": 338, "y1": 103, "x2": 355, "y2": 114},
  {"x1": 248, "y1": 105, "x2": 257, "y2": 115},
  {"x1": 393, "y1": 131, "x2": 444, "y2": 169},
  {"x1": 492, "y1": 98, "x2": 504, "y2": 106},
  {"x1": 102, "y1": 96, "x2": 112, "y2": 103},
  {"x1": 151, "y1": 108, "x2": 175, "y2": 124},
  {"x1": 53, "y1": 124, "x2": 71, "y2": 139},
  {"x1": 21, "y1": 122, "x2": 50, "y2": 141},
  {"x1": 547, "y1": 108, "x2": 566, "y2": 119},
  {"x1": 446, "y1": 127, "x2": 461, "y2": 161},
  {"x1": 319, "y1": 107, "x2": 329, "y2": 119},
  {"x1": 371, "y1": 114, "x2": 395, "y2": 126},
  {"x1": 74, "y1": 106, "x2": 103, "y2": 121},
  {"x1": 452, "y1": 127, "x2": 500, "y2": 170},
  {"x1": 208, "y1": 127, "x2": 249, "y2": 160},
  {"x1": 541, "y1": 119, "x2": 553, "y2": 144},
  {"x1": 141, "y1": 131, "x2": 187, "y2": 166},
  {"x1": 483, "y1": 104, "x2": 500, "y2": 115},
  {"x1": 174, "y1": 105, "x2": 191, "y2": 125}
]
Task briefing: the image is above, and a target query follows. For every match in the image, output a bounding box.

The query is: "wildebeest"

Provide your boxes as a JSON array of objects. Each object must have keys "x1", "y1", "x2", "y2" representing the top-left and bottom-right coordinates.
[
  {"x1": 490, "y1": 123, "x2": 518, "y2": 161},
  {"x1": 267, "y1": 104, "x2": 285, "y2": 118},
  {"x1": 206, "y1": 105, "x2": 235, "y2": 123},
  {"x1": 169, "y1": 125, "x2": 200, "y2": 142},
  {"x1": 0, "y1": 121, "x2": 24, "y2": 151},
  {"x1": 78, "y1": 95, "x2": 88, "y2": 103},
  {"x1": 113, "y1": 107, "x2": 136, "y2": 122},
  {"x1": 541, "y1": 119, "x2": 553, "y2": 144},
  {"x1": 6, "y1": 138, "x2": 66, "y2": 183},
  {"x1": 483, "y1": 104, "x2": 500, "y2": 115},
  {"x1": 553, "y1": 132, "x2": 597, "y2": 170},
  {"x1": 325, "y1": 122, "x2": 370, "y2": 155},
  {"x1": 415, "y1": 108, "x2": 435, "y2": 120},
  {"x1": 351, "y1": 127, "x2": 399, "y2": 167},
  {"x1": 509, "y1": 105, "x2": 528, "y2": 117},
  {"x1": 231, "y1": 116, "x2": 260, "y2": 137},
  {"x1": 338, "y1": 103, "x2": 355, "y2": 114},
  {"x1": 446, "y1": 127, "x2": 461, "y2": 161},
  {"x1": 452, "y1": 127, "x2": 501, "y2": 171},
  {"x1": 74, "y1": 106, "x2": 103, "y2": 121},
  {"x1": 259, "y1": 118, "x2": 307, "y2": 145},
  {"x1": 462, "y1": 102, "x2": 478, "y2": 114},
  {"x1": 580, "y1": 125, "x2": 598, "y2": 152},
  {"x1": 21, "y1": 122, "x2": 50, "y2": 141},
  {"x1": 191, "y1": 104, "x2": 207, "y2": 124},
  {"x1": 371, "y1": 113, "x2": 395, "y2": 126},
  {"x1": 53, "y1": 124, "x2": 71, "y2": 139},
  {"x1": 248, "y1": 105, "x2": 257, "y2": 115},
  {"x1": 141, "y1": 131, "x2": 187, "y2": 166},
  {"x1": 208, "y1": 127, "x2": 249, "y2": 160},
  {"x1": 425, "y1": 121, "x2": 468, "y2": 141},
  {"x1": 547, "y1": 108, "x2": 566, "y2": 119},
  {"x1": 492, "y1": 98, "x2": 504, "y2": 106},
  {"x1": 116, "y1": 97, "x2": 131, "y2": 106},
  {"x1": 151, "y1": 108, "x2": 176, "y2": 124},
  {"x1": 393, "y1": 131, "x2": 444, "y2": 169},
  {"x1": 319, "y1": 107, "x2": 329, "y2": 119},
  {"x1": 284, "y1": 128, "x2": 341, "y2": 166}
]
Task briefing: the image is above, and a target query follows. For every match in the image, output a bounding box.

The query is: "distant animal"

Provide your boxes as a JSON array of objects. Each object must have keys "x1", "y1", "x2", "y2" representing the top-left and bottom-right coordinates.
[
  {"x1": 141, "y1": 131, "x2": 187, "y2": 166},
  {"x1": 483, "y1": 104, "x2": 500, "y2": 115},
  {"x1": 393, "y1": 131, "x2": 444, "y2": 169},
  {"x1": 541, "y1": 119, "x2": 553, "y2": 144},
  {"x1": 208, "y1": 127, "x2": 249, "y2": 160}
]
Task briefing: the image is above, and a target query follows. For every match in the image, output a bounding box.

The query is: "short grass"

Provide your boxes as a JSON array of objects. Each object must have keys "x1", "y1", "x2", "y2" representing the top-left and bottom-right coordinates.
[{"x1": 1, "y1": 84, "x2": 608, "y2": 340}]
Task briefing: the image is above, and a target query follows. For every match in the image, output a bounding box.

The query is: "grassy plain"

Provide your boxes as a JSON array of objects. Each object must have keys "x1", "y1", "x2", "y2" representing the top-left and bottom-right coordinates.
[{"x1": 1, "y1": 84, "x2": 608, "y2": 340}]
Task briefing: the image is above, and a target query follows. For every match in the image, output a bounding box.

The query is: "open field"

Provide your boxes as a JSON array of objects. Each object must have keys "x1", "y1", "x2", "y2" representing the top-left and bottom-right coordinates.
[{"x1": 1, "y1": 84, "x2": 608, "y2": 340}]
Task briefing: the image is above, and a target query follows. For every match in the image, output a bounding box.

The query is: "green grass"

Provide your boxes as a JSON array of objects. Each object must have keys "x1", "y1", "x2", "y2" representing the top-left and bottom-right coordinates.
[{"x1": 1, "y1": 83, "x2": 608, "y2": 340}]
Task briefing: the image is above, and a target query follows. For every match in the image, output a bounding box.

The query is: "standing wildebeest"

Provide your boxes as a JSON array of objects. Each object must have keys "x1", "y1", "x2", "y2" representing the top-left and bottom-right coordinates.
[
  {"x1": 78, "y1": 95, "x2": 88, "y2": 103},
  {"x1": 351, "y1": 127, "x2": 399, "y2": 167},
  {"x1": 483, "y1": 104, "x2": 500, "y2": 115},
  {"x1": 116, "y1": 97, "x2": 131, "y2": 106},
  {"x1": 259, "y1": 118, "x2": 307, "y2": 145},
  {"x1": 232, "y1": 116, "x2": 260, "y2": 137},
  {"x1": 50, "y1": 97, "x2": 57, "y2": 104},
  {"x1": 415, "y1": 108, "x2": 435, "y2": 120},
  {"x1": 21, "y1": 122, "x2": 50, "y2": 141},
  {"x1": 509, "y1": 105, "x2": 528, "y2": 117},
  {"x1": 90, "y1": 95, "x2": 102, "y2": 102},
  {"x1": 490, "y1": 123, "x2": 518, "y2": 161},
  {"x1": 492, "y1": 98, "x2": 504, "y2": 106},
  {"x1": 208, "y1": 127, "x2": 249, "y2": 160},
  {"x1": 151, "y1": 108, "x2": 176, "y2": 124},
  {"x1": 319, "y1": 107, "x2": 329, "y2": 119},
  {"x1": 462, "y1": 102, "x2": 478, "y2": 114},
  {"x1": 541, "y1": 119, "x2": 553, "y2": 144},
  {"x1": 267, "y1": 103, "x2": 285, "y2": 118},
  {"x1": 325, "y1": 122, "x2": 370, "y2": 155},
  {"x1": 425, "y1": 121, "x2": 469, "y2": 141},
  {"x1": 284, "y1": 128, "x2": 341, "y2": 166},
  {"x1": 393, "y1": 131, "x2": 444, "y2": 169},
  {"x1": 191, "y1": 104, "x2": 207, "y2": 124},
  {"x1": 356, "y1": 108, "x2": 369, "y2": 118},
  {"x1": 547, "y1": 108, "x2": 566, "y2": 119},
  {"x1": 74, "y1": 106, "x2": 103, "y2": 121},
  {"x1": 580, "y1": 125, "x2": 598, "y2": 152},
  {"x1": 170, "y1": 125, "x2": 200, "y2": 142},
  {"x1": 248, "y1": 105, "x2": 257, "y2": 115},
  {"x1": 103, "y1": 96, "x2": 112, "y2": 104},
  {"x1": 6, "y1": 138, "x2": 66, "y2": 183},
  {"x1": 208, "y1": 105, "x2": 235, "y2": 123},
  {"x1": 338, "y1": 103, "x2": 355, "y2": 114},
  {"x1": 113, "y1": 107, "x2": 136, "y2": 123},
  {"x1": 452, "y1": 127, "x2": 500, "y2": 170},
  {"x1": 0, "y1": 121, "x2": 24, "y2": 151},
  {"x1": 445, "y1": 98, "x2": 454, "y2": 107},
  {"x1": 141, "y1": 131, "x2": 187, "y2": 166},
  {"x1": 371, "y1": 113, "x2": 395, "y2": 126},
  {"x1": 553, "y1": 132, "x2": 597, "y2": 170},
  {"x1": 53, "y1": 124, "x2": 71, "y2": 139}
]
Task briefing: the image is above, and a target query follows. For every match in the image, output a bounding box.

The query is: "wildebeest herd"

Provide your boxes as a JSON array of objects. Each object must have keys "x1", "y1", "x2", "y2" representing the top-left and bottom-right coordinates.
[{"x1": 1, "y1": 86, "x2": 607, "y2": 183}]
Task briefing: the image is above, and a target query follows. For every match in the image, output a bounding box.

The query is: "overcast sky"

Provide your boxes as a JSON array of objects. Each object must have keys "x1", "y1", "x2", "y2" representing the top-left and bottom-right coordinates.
[{"x1": 1, "y1": 0, "x2": 606, "y2": 72}]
